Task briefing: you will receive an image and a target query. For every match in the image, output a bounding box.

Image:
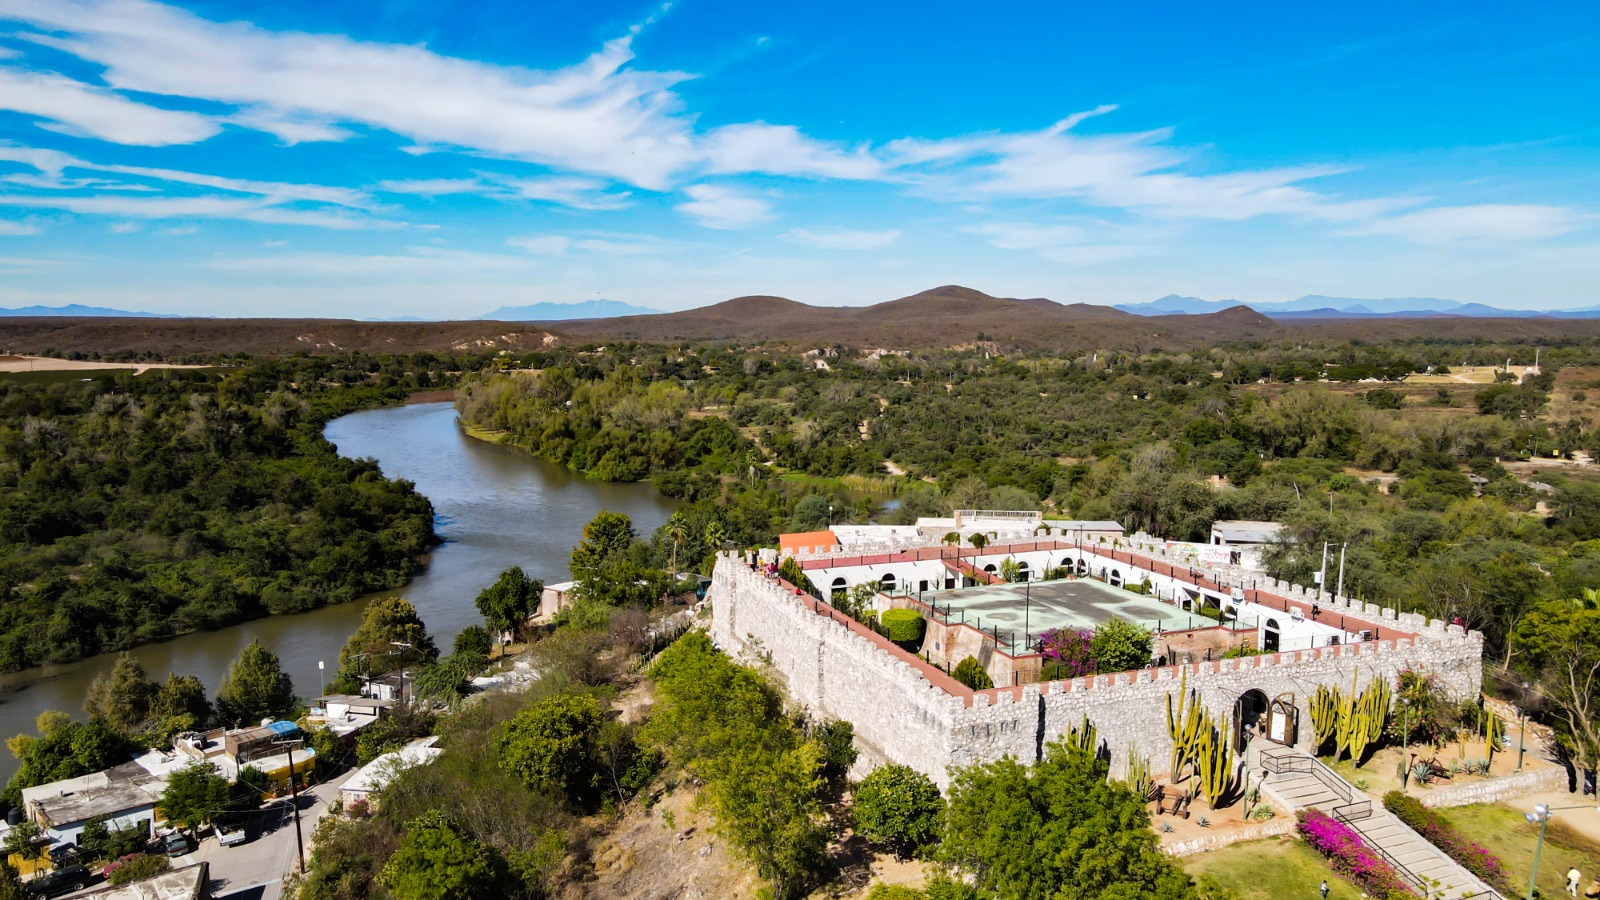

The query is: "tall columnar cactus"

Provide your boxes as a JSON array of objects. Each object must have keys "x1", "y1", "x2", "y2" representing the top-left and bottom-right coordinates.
[
  {"x1": 1484, "y1": 707, "x2": 1503, "y2": 763},
  {"x1": 1195, "y1": 717, "x2": 1237, "y2": 808},
  {"x1": 1344, "y1": 675, "x2": 1392, "y2": 765},
  {"x1": 1310, "y1": 684, "x2": 1340, "y2": 753},
  {"x1": 1166, "y1": 669, "x2": 1204, "y2": 782},
  {"x1": 1063, "y1": 714, "x2": 1099, "y2": 757},
  {"x1": 1124, "y1": 744, "x2": 1154, "y2": 798},
  {"x1": 1334, "y1": 670, "x2": 1361, "y2": 761}
]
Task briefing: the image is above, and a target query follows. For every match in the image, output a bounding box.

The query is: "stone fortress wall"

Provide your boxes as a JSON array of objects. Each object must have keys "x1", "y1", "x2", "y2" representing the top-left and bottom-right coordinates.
[{"x1": 710, "y1": 540, "x2": 1484, "y2": 789}]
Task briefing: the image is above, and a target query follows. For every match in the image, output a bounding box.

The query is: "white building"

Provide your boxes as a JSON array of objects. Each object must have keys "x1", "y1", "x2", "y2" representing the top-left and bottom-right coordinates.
[
  {"x1": 339, "y1": 737, "x2": 442, "y2": 809},
  {"x1": 1208, "y1": 520, "x2": 1285, "y2": 570}
]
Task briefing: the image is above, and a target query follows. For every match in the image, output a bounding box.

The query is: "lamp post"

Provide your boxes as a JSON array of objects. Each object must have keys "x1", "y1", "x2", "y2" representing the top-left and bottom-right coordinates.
[
  {"x1": 1400, "y1": 697, "x2": 1411, "y2": 790},
  {"x1": 1526, "y1": 803, "x2": 1552, "y2": 900},
  {"x1": 1518, "y1": 681, "x2": 1530, "y2": 771}
]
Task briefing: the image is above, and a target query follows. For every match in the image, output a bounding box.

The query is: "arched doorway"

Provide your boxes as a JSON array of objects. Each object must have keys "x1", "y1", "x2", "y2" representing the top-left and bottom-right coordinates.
[
  {"x1": 1016, "y1": 562, "x2": 1030, "y2": 582},
  {"x1": 830, "y1": 577, "x2": 848, "y2": 603},
  {"x1": 1233, "y1": 689, "x2": 1269, "y2": 752},
  {"x1": 1263, "y1": 618, "x2": 1281, "y2": 652},
  {"x1": 1109, "y1": 568, "x2": 1123, "y2": 587},
  {"x1": 880, "y1": 573, "x2": 897, "y2": 593},
  {"x1": 1075, "y1": 558, "x2": 1088, "y2": 576}
]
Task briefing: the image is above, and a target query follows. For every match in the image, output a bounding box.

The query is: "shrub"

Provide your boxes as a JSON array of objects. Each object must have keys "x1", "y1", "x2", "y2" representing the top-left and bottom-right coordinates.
[
  {"x1": 1295, "y1": 809, "x2": 1410, "y2": 897},
  {"x1": 1088, "y1": 619, "x2": 1152, "y2": 673},
  {"x1": 1382, "y1": 791, "x2": 1510, "y2": 890},
  {"x1": 951, "y1": 657, "x2": 993, "y2": 690},
  {"x1": 880, "y1": 609, "x2": 926, "y2": 645},
  {"x1": 1038, "y1": 629, "x2": 1096, "y2": 678},
  {"x1": 853, "y1": 764, "x2": 943, "y2": 859},
  {"x1": 107, "y1": 853, "x2": 170, "y2": 886}
]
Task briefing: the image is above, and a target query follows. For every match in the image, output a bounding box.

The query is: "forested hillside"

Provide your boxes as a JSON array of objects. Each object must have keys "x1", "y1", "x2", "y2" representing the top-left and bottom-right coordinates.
[
  {"x1": 458, "y1": 339, "x2": 1600, "y2": 707},
  {"x1": 0, "y1": 354, "x2": 473, "y2": 671}
]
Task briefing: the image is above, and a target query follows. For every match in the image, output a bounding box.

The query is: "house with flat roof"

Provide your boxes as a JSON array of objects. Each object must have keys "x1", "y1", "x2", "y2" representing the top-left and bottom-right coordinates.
[
  {"x1": 307, "y1": 695, "x2": 393, "y2": 740},
  {"x1": 173, "y1": 721, "x2": 314, "y2": 786},
  {"x1": 21, "y1": 762, "x2": 163, "y2": 846},
  {"x1": 1208, "y1": 520, "x2": 1285, "y2": 570},
  {"x1": 339, "y1": 737, "x2": 442, "y2": 809}
]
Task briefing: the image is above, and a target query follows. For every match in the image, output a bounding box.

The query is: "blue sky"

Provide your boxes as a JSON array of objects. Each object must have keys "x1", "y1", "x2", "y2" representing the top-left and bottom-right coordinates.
[{"x1": 0, "y1": 0, "x2": 1596, "y2": 317}]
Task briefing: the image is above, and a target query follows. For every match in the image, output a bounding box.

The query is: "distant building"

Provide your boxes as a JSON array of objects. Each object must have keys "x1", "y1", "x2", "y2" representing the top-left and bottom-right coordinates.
[
  {"x1": 77, "y1": 862, "x2": 211, "y2": 899},
  {"x1": 21, "y1": 762, "x2": 164, "y2": 845},
  {"x1": 173, "y1": 720, "x2": 314, "y2": 787},
  {"x1": 1208, "y1": 520, "x2": 1285, "y2": 570},
  {"x1": 534, "y1": 580, "x2": 577, "y2": 624},
  {"x1": 307, "y1": 695, "x2": 394, "y2": 740}
]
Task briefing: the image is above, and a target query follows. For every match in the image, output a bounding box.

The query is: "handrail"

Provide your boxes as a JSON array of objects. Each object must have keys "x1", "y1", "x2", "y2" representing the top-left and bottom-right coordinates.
[{"x1": 1337, "y1": 810, "x2": 1428, "y2": 896}]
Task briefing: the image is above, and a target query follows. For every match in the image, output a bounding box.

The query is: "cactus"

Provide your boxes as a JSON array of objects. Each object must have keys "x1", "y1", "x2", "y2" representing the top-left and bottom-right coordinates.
[
  {"x1": 1309, "y1": 684, "x2": 1340, "y2": 753},
  {"x1": 1484, "y1": 707, "x2": 1503, "y2": 764},
  {"x1": 1124, "y1": 744, "x2": 1154, "y2": 798},
  {"x1": 1195, "y1": 717, "x2": 1237, "y2": 808},
  {"x1": 1166, "y1": 669, "x2": 1204, "y2": 782},
  {"x1": 1334, "y1": 670, "x2": 1360, "y2": 760},
  {"x1": 1062, "y1": 714, "x2": 1099, "y2": 757},
  {"x1": 1345, "y1": 675, "x2": 1391, "y2": 765}
]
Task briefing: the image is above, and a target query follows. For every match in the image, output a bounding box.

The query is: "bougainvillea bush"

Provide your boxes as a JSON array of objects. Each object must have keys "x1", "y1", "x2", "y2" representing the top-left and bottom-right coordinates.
[
  {"x1": 1038, "y1": 628, "x2": 1096, "y2": 679},
  {"x1": 1383, "y1": 791, "x2": 1511, "y2": 891},
  {"x1": 1296, "y1": 809, "x2": 1412, "y2": 897}
]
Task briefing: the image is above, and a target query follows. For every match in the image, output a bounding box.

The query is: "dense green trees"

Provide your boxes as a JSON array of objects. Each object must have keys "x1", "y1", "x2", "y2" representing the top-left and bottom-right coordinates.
[
  {"x1": 494, "y1": 693, "x2": 606, "y2": 808},
  {"x1": 474, "y1": 567, "x2": 541, "y2": 643},
  {"x1": 852, "y1": 764, "x2": 942, "y2": 859},
  {"x1": 159, "y1": 761, "x2": 230, "y2": 832},
  {"x1": 332, "y1": 596, "x2": 438, "y2": 693},
  {"x1": 941, "y1": 737, "x2": 1194, "y2": 900},
  {"x1": 377, "y1": 811, "x2": 511, "y2": 900},
  {"x1": 0, "y1": 357, "x2": 442, "y2": 670},
  {"x1": 1510, "y1": 601, "x2": 1600, "y2": 774},
  {"x1": 215, "y1": 638, "x2": 296, "y2": 726}
]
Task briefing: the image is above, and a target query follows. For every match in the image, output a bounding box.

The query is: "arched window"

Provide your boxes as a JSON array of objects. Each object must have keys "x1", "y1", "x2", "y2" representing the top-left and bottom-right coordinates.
[{"x1": 1263, "y1": 618, "x2": 1281, "y2": 652}]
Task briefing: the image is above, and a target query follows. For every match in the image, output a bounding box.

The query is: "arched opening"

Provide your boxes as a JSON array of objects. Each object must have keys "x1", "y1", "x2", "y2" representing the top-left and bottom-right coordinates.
[
  {"x1": 830, "y1": 577, "x2": 848, "y2": 603},
  {"x1": 983, "y1": 563, "x2": 998, "y2": 574},
  {"x1": 880, "y1": 573, "x2": 897, "y2": 593},
  {"x1": 1016, "y1": 562, "x2": 1030, "y2": 582},
  {"x1": 1263, "y1": 618, "x2": 1281, "y2": 653},
  {"x1": 1109, "y1": 568, "x2": 1123, "y2": 587},
  {"x1": 1233, "y1": 688, "x2": 1270, "y2": 752},
  {"x1": 1075, "y1": 558, "x2": 1089, "y2": 576}
]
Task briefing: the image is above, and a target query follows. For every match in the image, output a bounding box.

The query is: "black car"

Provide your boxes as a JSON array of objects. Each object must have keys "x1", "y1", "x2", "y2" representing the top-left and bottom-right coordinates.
[{"x1": 25, "y1": 863, "x2": 92, "y2": 898}]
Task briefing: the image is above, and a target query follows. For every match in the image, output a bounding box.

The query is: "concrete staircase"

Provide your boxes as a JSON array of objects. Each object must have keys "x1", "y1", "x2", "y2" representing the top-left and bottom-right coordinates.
[{"x1": 1257, "y1": 745, "x2": 1504, "y2": 899}]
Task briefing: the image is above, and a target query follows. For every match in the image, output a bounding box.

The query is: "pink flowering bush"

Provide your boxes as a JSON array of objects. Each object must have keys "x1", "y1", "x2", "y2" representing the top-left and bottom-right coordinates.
[
  {"x1": 1038, "y1": 628, "x2": 1096, "y2": 679},
  {"x1": 1296, "y1": 809, "x2": 1411, "y2": 897},
  {"x1": 1383, "y1": 792, "x2": 1510, "y2": 891}
]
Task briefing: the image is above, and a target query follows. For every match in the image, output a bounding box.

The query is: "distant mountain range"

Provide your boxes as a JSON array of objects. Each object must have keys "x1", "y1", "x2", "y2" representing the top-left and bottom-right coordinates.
[
  {"x1": 0, "y1": 304, "x2": 180, "y2": 318},
  {"x1": 479, "y1": 299, "x2": 662, "y2": 321},
  {"x1": 1118, "y1": 294, "x2": 1600, "y2": 319}
]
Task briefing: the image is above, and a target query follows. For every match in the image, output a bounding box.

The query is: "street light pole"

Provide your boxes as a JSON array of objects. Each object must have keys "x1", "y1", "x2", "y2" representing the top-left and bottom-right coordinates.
[
  {"x1": 1518, "y1": 682, "x2": 1530, "y2": 770},
  {"x1": 1526, "y1": 804, "x2": 1551, "y2": 900},
  {"x1": 1401, "y1": 698, "x2": 1411, "y2": 790}
]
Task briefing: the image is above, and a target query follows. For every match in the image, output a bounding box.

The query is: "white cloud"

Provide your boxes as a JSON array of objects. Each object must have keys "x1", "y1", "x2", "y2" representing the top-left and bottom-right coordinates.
[
  {"x1": 965, "y1": 219, "x2": 1168, "y2": 266},
  {"x1": 0, "y1": 193, "x2": 390, "y2": 229},
  {"x1": 0, "y1": 219, "x2": 41, "y2": 235},
  {"x1": 161, "y1": 225, "x2": 196, "y2": 235},
  {"x1": 783, "y1": 227, "x2": 900, "y2": 250},
  {"x1": 377, "y1": 178, "x2": 485, "y2": 197},
  {"x1": 497, "y1": 176, "x2": 631, "y2": 210},
  {"x1": 507, "y1": 235, "x2": 570, "y2": 255},
  {"x1": 0, "y1": 66, "x2": 219, "y2": 145},
  {"x1": 676, "y1": 184, "x2": 772, "y2": 229},
  {"x1": 109, "y1": 221, "x2": 140, "y2": 233},
  {"x1": 225, "y1": 108, "x2": 352, "y2": 144},
  {"x1": 202, "y1": 246, "x2": 539, "y2": 277},
  {"x1": 3, "y1": 0, "x2": 701, "y2": 189},
  {"x1": 1344, "y1": 204, "x2": 1586, "y2": 245},
  {"x1": 704, "y1": 123, "x2": 883, "y2": 180}
]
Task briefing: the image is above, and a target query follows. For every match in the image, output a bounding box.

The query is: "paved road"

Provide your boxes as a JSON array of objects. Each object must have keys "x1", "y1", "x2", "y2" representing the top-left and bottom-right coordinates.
[{"x1": 177, "y1": 772, "x2": 351, "y2": 900}]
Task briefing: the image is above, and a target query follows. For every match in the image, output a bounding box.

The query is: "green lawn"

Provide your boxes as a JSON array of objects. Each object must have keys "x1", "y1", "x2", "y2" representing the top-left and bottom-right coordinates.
[
  {"x1": 1434, "y1": 803, "x2": 1600, "y2": 899},
  {"x1": 1181, "y1": 837, "x2": 1367, "y2": 900}
]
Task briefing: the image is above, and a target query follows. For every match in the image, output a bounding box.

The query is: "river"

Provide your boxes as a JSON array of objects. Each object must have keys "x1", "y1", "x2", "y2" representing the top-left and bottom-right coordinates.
[{"x1": 0, "y1": 401, "x2": 676, "y2": 783}]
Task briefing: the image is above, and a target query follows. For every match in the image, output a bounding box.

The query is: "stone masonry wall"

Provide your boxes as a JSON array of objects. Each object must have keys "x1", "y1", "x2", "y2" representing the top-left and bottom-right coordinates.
[{"x1": 711, "y1": 551, "x2": 1485, "y2": 790}]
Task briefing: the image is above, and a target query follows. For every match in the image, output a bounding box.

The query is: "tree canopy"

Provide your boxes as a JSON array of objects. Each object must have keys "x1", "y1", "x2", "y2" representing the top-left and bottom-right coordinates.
[{"x1": 215, "y1": 638, "x2": 296, "y2": 726}]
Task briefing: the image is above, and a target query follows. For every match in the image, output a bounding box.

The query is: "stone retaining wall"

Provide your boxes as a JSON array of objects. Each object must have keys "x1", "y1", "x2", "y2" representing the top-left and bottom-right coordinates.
[
  {"x1": 1162, "y1": 817, "x2": 1296, "y2": 857},
  {"x1": 1419, "y1": 764, "x2": 1571, "y2": 809}
]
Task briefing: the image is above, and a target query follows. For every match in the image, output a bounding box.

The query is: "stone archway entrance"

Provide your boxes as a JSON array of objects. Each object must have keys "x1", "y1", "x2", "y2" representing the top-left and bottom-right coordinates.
[{"x1": 1233, "y1": 688, "x2": 1270, "y2": 752}]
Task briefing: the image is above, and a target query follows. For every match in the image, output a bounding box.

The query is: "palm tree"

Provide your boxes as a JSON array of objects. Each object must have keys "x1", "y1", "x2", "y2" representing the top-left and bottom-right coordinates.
[{"x1": 666, "y1": 512, "x2": 687, "y2": 581}]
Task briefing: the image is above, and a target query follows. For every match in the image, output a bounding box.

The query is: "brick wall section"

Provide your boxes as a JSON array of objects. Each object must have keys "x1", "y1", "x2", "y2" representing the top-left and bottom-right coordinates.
[{"x1": 712, "y1": 550, "x2": 1484, "y2": 790}]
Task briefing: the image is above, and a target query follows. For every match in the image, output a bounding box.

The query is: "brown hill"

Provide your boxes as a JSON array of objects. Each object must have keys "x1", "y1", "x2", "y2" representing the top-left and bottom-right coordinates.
[{"x1": 0, "y1": 317, "x2": 557, "y2": 356}]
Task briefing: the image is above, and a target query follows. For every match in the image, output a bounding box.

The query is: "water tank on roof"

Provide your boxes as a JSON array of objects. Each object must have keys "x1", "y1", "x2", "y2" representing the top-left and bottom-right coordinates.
[{"x1": 6, "y1": 808, "x2": 22, "y2": 827}]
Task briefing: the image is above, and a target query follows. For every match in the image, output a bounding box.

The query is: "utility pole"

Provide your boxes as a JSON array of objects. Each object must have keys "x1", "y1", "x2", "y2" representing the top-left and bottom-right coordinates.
[
  {"x1": 1336, "y1": 544, "x2": 1347, "y2": 599},
  {"x1": 274, "y1": 737, "x2": 307, "y2": 875},
  {"x1": 1317, "y1": 542, "x2": 1329, "y2": 601}
]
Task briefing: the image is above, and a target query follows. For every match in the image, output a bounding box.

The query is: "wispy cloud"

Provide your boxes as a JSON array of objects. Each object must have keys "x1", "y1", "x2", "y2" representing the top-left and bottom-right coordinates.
[
  {"x1": 508, "y1": 231, "x2": 676, "y2": 255},
  {"x1": 783, "y1": 227, "x2": 900, "y2": 250},
  {"x1": 676, "y1": 184, "x2": 772, "y2": 229},
  {"x1": 0, "y1": 66, "x2": 219, "y2": 145},
  {"x1": 1343, "y1": 204, "x2": 1586, "y2": 245},
  {"x1": 0, "y1": 193, "x2": 390, "y2": 229},
  {"x1": 0, "y1": 219, "x2": 42, "y2": 235}
]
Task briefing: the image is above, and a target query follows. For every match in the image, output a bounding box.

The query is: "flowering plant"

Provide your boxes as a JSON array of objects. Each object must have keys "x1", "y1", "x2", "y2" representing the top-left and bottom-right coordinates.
[
  {"x1": 1382, "y1": 791, "x2": 1510, "y2": 890},
  {"x1": 1296, "y1": 809, "x2": 1411, "y2": 897},
  {"x1": 1038, "y1": 628, "x2": 1096, "y2": 678}
]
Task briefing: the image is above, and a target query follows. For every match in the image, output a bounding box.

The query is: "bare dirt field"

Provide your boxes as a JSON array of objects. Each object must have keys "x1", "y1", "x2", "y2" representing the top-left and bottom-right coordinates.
[{"x1": 0, "y1": 354, "x2": 212, "y2": 374}]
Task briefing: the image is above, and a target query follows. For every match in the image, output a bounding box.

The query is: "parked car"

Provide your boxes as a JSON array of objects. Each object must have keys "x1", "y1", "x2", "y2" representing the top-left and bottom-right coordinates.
[
  {"x1": 25, "y1": 863, "x2": 92, "y2": 898},
  {"x1": 162, "y1": 831, "x2": 191, "y2": 857},
  {"x1": 215, "y1": 814, "x2": 247, "y2": 847}
]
